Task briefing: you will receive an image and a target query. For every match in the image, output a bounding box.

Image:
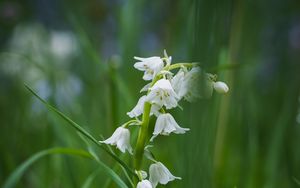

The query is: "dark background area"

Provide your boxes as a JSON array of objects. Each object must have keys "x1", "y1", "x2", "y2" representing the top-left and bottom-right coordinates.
[{"x1": 1, "y1": 0, "x2": 300, "y2": 187}]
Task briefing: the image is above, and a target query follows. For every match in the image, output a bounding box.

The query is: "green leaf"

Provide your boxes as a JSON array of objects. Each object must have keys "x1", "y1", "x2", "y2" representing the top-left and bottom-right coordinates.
[
  {"x1": 3, "y1": 148, "x2": 92, "y2": 188},
  {"x1": 79, "y1": 135, "x2": 130, "y2": 188},
  {"x1": 293, "y1": 177, "x2": 300, "y2": 186},
  {"x1": 24, "y1": 84, "x2": 137, "y2": 180},
  {"x1": 81, "y1": 169, "x2": 100, "y2": 188},
  {"x1": 3, "y1": 147, "x2": 128, "y2": 188}
]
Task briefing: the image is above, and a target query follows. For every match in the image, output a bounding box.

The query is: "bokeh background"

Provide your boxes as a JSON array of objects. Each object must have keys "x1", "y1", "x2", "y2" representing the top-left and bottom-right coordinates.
[{"x1": 1, "y1": 0, "x2": 300, "y2": 187}]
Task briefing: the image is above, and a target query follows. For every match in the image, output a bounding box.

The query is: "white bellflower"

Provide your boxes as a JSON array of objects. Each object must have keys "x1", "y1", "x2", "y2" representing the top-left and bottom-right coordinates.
[
  {"x1": 100, "y1": 127, "x2": 132, "y2": 154},
  {"x1": 146, "y1": 79, "x2": 179, "y2": 109},
  {"x1": 149, "y1": 162, "x2": 181, "y2": 187},
  {"x1": 151, "y1": 113, "x2": 189, "y2": 141},
  {"x1": 134, "y1": 57, "x2": 164, "y2": 81}
]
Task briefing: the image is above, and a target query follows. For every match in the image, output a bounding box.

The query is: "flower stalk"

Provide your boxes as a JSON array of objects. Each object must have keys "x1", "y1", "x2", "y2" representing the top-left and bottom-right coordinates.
[
  {"x1": 134, "y1": 101, "x2": 151, "y2": 170},
  {"x1": 99, "y1": 50, "x2": 229, "y2": 188}
]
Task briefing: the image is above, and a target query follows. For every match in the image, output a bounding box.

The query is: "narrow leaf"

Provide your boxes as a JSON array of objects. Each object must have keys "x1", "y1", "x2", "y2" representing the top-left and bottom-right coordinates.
[
  {"x1": 4, "y1": 147, "x2": 128, "y2": 188},
  {"x1": 24, "y1": 84, "x2": 137, "y2": 179},
  {"x1": 81, "y1": 169, "x2": 100, "y2": 188},
  {"x1": 3, "y1": 148, "x2": 92, "y2": 188}
]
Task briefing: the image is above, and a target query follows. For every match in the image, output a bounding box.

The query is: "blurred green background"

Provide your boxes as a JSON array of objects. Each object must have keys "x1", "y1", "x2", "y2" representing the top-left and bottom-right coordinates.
[{"x1": 1, "y1": 0, "x2": 300, "y2": 187}]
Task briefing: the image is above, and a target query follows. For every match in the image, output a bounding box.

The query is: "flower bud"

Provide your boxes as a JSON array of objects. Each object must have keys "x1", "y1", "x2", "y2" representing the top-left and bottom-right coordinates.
[{"x1": 213, "y1": 81, "x2": 229, "y2": 94}]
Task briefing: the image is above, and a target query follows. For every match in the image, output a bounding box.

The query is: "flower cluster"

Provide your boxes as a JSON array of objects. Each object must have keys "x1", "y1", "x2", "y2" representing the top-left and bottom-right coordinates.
[{"x1": 100, "y1": 50, "x2": 229, "y2": 187}]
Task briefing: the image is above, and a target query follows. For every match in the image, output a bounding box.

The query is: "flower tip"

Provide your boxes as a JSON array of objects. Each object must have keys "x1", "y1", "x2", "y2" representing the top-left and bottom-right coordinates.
[
  {"x1": 163, "y1": 49, "x2": 168, "y2": 56},
  {"x1": 126, "y1": 112, "x2": 134, "y2": 118},
  {"x1": 173, "y1": 176, "x2": 182, "y2": 181},
  {"x1": 128, "y1": 148, "x2": 134, "y2": 155}
]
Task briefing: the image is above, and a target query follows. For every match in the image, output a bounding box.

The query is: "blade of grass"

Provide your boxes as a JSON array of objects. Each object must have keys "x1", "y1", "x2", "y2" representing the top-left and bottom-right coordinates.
[
  {"x1": 81, "y1": 169, "x2": 101, "y2": 188},
  {"x1": 293, "y1": 177, "x2": 300, "y2": 186},
  {"x1": 79, "y1": 134, "x2": 134, "y2": 188},
  {"x1": 3, "y1": 148, "x2": 92, "y2": 188},
  {"x1": 24, "y1": 84, "x2": 138, "y2": 180},
  {"x1": 100, "y1": 136, "x2": 134, "y2": 188},
  {"x1": 3, "y1": 147, "x2": 128, "y2": 188},
  {"x1": 82, "y1": 141, "x2": 129, "y2": 188},
  {"x1": 92, "y1": 154, "x2": 128, "y2": 188}
]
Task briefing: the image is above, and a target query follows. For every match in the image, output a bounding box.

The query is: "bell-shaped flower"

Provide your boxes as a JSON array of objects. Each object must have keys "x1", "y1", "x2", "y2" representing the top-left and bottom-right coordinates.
[
  {"x1": 171, "y1": 68, "x2": 187, "y2": 100},
  {"x1": 127, "y1": 96, "x2": 147, "y2": 118},
  {"x1": 149, "y1": 162, "x2": 181, "y2": 187},
  {"x1": 127, "y1": 95, "x2": 161, "y2": 118},
  {"x1": 146, "y1": 79, "x2": 179, "y2": 109},
  {"x1": 137, "y1": 180, "x2": 153, "y2": 188},
  {"x1": 181, "y1": 67, "x2": 202, "y2": 102},
  {"x1": 134, "y1": 56, "x2": 164, "y2": 80},
  {"x1": 99, "y1": 127, "x2": 132, "y2": 154},
  {"x1": 171, "y1": 67, "x2": 205, "y2": 102},
  {"x1": 151, "y1": 113, "x2": 189, "y2": 141},
  {"x1": 213, "y1": 81, "x2": 229, "y2": 94}
]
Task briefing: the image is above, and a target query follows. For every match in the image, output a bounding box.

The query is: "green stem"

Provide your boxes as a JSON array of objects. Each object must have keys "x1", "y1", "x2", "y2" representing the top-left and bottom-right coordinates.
[
  {"x1": 132, "y1": 62, "x2": 198, "y2": 184},
  {"x1": 134, "y1": 102, "x2": 151, "y2": 170},
  {"x1": 122, "y1": 119, "x2": 141, "y2": 128},
  {"x1": 166, "y1": 62, "x2": 199, "y2": 71}
]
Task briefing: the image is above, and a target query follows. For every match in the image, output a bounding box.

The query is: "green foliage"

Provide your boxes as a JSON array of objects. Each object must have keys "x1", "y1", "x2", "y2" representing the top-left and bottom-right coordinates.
[
  {"x1": 1, "y1": 0, "x2": 300, "y2": 187},
  {"x1": 3, "y1": 148, "x2": 127, "y2": 188}
]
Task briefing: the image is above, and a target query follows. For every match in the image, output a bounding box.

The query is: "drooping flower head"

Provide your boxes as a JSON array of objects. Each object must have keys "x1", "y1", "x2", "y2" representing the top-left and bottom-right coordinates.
[
  {"x1": 149, "y1": 162, "x2": 181, "y2": 187},
  {"x1": 151, "y1": 113, "x2": 190, "y2": 141},
  {"x1": 146, "y1": 79, "x2": 179, "y2": 109},
  {"x1": 137, "y1": 180, "x2": 153, "y2": 188},
  {"x1": 171, "y1": 67, "x2": 229, "y2": 100},
  {"x1": 171, "y1": 67, "x2": 204, "y2": 102},
  {"x1": 99, "y1": 50, "x2": 229, "y2": 188},
  {"x1": 134, "y1": 56, "x2": 164, "y2": 81},
  {"x1": 99, "y1": 127, "x2": 132, "y2": 154}
]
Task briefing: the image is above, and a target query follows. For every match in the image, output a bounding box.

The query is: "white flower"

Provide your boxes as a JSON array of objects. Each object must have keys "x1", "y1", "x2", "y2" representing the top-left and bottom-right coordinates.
[
  {"x1": 172, "y1": 67, "x2": 224, "y2": 101},
  {"x1": 149, "y1": 162, "x2": 181, "y2": 187},
  {"x1": 99, "y1": 127, "x2": 132, "y2": 154},
  {"x1": 127, "y1": 96, "x2": 147, "y2": 118},
  {"x1": 151, "y1": 113, "x2": 189, "y2": 141},
  {"x1": 202, "y1": 74, "x2": 214, "y2": 98},
  {"x1": 171, "y1": 68, "x2": 187, "y2": 100},
  {"x1": 137, "y1": 180, "x2": 153, "y2": 188},
  {"x1": 213, "y1": 81, "x2": 229, "y2": 94},
  {"x1": 146, "y1": 79, "x2": 179, "y2": 109},
  {"x1": 140, "y1": 83, "x2": 151, "y2": 93},
  {"x1": 134, "y1": 56, "x2": 164, "y2": 80},
  {"x1": 127, "y1": 95, "x2": 161, "y2": 118},
  {"x1": 182, "y1": 67, "x2": 202, "y2": 102},
  {"x1": 171, "y1": 67, "x2": 204, "y2": 102}
]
